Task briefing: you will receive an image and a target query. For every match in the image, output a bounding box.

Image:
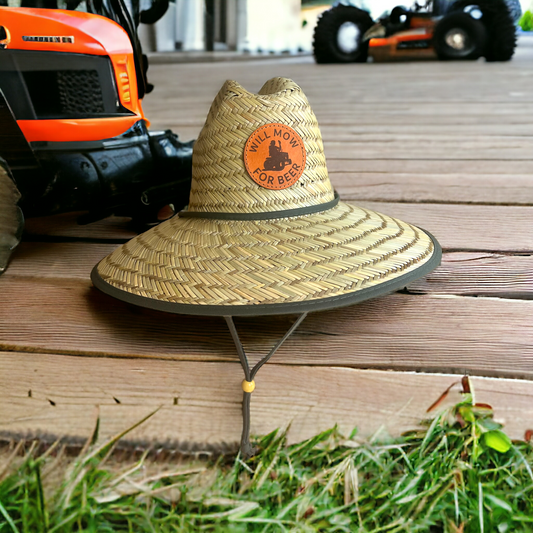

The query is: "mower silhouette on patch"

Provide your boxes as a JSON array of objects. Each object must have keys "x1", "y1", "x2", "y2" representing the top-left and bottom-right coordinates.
[{"x1": 263, "y1": 141, "x2": 292, "y2": 172}]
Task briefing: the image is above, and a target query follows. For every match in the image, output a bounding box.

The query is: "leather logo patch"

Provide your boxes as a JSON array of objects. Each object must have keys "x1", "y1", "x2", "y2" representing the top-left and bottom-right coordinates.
[{"x1": 244, "y1": 123, "x2": 306, "y2": 190}]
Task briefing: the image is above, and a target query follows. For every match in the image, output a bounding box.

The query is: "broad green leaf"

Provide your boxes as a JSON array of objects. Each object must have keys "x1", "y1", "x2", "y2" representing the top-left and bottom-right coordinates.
[{"x1": 483, "y1": 430, "x2": 512, "y2": 453}]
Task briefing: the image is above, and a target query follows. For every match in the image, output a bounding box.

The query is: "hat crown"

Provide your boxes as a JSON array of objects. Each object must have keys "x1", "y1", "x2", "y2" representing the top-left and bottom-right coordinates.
[{"x1": 188, "y1": 77, "x2": 335, "y2": 214}]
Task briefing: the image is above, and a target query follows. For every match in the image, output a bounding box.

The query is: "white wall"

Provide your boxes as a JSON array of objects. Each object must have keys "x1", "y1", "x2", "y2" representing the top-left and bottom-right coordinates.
[
  {"x1": 154, "y1": 1, "x2": 176, "y2": 52},
  {"x1": 177, "y1": 0, "x2": 205, "y2": 51},
  {"x1": 237, "y1": 0, "x2": 302, "y2": 53},
  {"x1": 140, "y1": 0, "x2": 205, "y2": 52},
  {"x1": 142, "y1": 0, "x2": 302, "y2": 54}
]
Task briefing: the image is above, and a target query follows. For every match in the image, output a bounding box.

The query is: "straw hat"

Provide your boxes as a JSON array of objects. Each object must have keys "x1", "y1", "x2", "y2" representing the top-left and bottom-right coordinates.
[
  {"x1": 91, "y1": 77, "x2": 441, "y2": 456},
  {"x1": 92, "y1": 77, "x2": 440, "y2": 316}
]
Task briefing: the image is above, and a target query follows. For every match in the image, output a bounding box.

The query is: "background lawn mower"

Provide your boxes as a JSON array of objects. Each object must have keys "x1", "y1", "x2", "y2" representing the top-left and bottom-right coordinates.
[
  {"x1": 313, "y1": 0, "x2": 518, "y2": 63},
  {"x1": 0, "y1": 0, "x2": 194, "y2": 274}
]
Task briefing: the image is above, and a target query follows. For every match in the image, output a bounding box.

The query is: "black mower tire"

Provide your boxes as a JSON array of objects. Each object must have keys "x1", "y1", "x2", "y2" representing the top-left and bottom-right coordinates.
[
  {"x1": 450, "y1": 0, "x2": 517, "y2": 61},
  {"x1": 313, "y1": 5, "x2": 374, "y2": 64},
  {"x1": 434, "y1": 11, "x2": 487, "y2": 60}
]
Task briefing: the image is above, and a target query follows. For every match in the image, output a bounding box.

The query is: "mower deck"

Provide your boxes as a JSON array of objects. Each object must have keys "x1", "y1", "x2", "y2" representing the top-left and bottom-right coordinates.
[{"x1": 369, "y1": 29, "x2": 437, "y2": 61}]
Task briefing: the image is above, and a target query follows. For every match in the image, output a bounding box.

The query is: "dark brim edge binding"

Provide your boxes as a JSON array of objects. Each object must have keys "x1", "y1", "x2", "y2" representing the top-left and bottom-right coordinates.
[{"x1": 91, "y1": 231, "x2": 442, "y2": 317}]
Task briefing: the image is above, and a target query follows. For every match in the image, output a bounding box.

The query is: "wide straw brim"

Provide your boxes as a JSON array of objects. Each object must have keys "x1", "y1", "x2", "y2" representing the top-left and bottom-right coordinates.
[{"x1": 92, "y1": 201, "x2": 441, "y2": 317}]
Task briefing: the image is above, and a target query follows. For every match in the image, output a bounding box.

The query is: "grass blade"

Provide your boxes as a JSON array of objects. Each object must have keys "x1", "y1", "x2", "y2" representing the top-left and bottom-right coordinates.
[{"x1": 0, "y1": 500, "x2": 19, "y2": 533}]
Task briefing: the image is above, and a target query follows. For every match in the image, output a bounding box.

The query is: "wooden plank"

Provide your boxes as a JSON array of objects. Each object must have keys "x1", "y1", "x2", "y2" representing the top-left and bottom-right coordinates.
[
  {"x1": 146, "y1": 74, "x2": 532, "y2": 99},
  {"x1": 310, "y1": 103, "x2": 533, "y2": 115},
  {"x1": 145, "y1": 64, "x2": 533, "y2": 106},
  {"x1": 320, "y1": 124, "x2": 533, "y2": 137},
  {"x1": 7, "y1": 244, "x2": 532, "y2": 299},
  {"x1": 408, "y1": 252, "x2": 533, "y2": 298},
  {"x1": 331, "y1": 172, "x2": 533, "y2": 205},
  {"x1": 322, "y1": 141, "x2": 533, "y2": 161},
  {"x1": 0, "y1": 352, "x2": 532, "y2": 447},
  {"x1": 357, "y1": 202, "x2": 533, "y2": 252},
  {"x1": 5, "y1": 242, "x2": 116, "y2": 279},
  {"x1": 326, "y1": 159, "x2": 533, "y2": 175},
  {"x1": 0, "y1": 274, "x2": 531, "y2": 378}
]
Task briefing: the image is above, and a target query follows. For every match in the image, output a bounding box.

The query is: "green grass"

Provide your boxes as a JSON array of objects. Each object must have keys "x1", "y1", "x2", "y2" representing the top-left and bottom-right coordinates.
[
  {"x1": 1, "y1": 388, "x2": 533, "y2": 532},
  {"x1": 519, "y1": 10, "x2": 533, "y2": 32}
]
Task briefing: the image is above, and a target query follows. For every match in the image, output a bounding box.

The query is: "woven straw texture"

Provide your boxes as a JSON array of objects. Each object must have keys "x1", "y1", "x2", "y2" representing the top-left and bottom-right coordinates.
[
  {"x1": 95, "y1": 204, "x2": 435, "y2": 308},
  {"x1": 94, "y1": 77, "x2": 439, "y2": 314},
  {"x1": 189, "y1": 77, "x2": 334, "y2": 213}
]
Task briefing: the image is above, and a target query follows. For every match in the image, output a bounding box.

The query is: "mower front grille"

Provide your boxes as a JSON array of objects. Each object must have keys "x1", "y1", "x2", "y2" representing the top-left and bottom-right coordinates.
[
  {"x1": 0, "y1": 50, "x2": 131, "y2": 120},
  {"x1": 56, "y1": 70, "x2": 105, "y2": 115}
]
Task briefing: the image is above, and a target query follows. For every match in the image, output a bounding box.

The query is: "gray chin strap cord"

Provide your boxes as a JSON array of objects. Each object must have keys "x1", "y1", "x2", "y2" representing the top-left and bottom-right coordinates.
[{"x1": 224, "y1": 313, "x2": 308, "y2": 460}]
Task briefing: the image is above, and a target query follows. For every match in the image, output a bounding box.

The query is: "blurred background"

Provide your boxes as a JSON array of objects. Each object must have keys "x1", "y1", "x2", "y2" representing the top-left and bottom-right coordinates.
[
  {"x1": 2, "y1": 0, "x2": 530, "y2": 53},
  {"x1": 134, "y1": 0, "x2": 532, "y2": 54}
]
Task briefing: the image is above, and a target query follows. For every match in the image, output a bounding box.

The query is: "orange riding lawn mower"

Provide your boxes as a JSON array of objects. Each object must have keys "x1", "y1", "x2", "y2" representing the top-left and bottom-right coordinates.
[
  {"x1": 313, "y1": 0, "x2": 519, "y2": 63},
  {"x1": 0, "y1": 0, "x2": 194, "y2": 273}
]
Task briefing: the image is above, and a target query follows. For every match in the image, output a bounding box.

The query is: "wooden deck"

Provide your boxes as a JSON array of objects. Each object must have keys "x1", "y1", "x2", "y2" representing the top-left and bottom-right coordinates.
[{"x1": 1, "y1": 40, "x2": 532, "y2": 452}]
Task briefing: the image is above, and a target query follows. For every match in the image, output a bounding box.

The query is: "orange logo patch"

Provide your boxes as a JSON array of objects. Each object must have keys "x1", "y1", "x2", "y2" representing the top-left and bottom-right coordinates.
[{"x1": 244, "y1": 123, "x2": 306, "y2": 190}]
